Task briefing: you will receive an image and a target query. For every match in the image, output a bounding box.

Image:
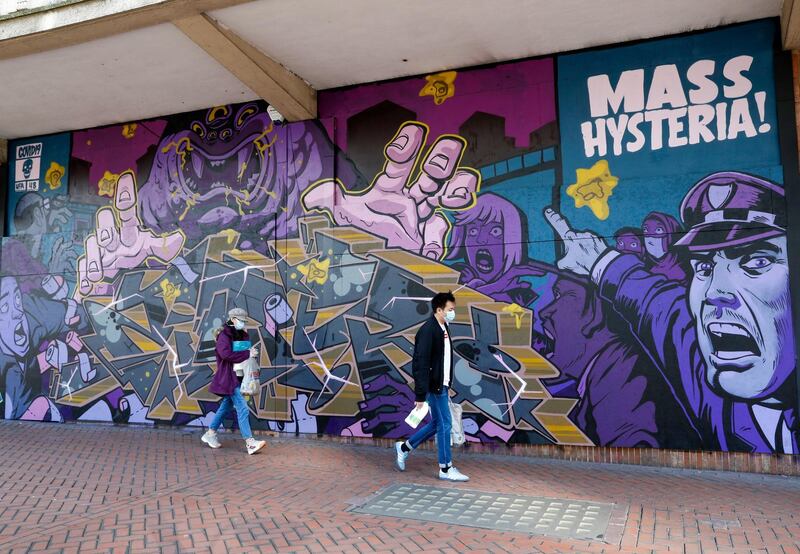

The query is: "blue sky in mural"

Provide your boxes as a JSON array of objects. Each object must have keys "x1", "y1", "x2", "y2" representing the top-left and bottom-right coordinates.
[{"x1": 557, "y1": 19, "x2": 782, "y2": 239}]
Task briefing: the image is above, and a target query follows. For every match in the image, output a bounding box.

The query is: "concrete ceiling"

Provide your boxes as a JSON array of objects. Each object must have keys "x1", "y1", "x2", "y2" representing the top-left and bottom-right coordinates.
[{"x1": 0, "y1": 0, "x2": 783, "y2": 139}]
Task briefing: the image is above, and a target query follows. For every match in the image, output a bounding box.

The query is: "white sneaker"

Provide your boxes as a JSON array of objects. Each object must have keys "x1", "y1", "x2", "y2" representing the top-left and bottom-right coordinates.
[
  {"x1": 201, "y1": 430, "x2": 221, "y2": 449},
  {"x1": 438, "y1": 466, "x2": 469, "y2": 482},
  {"x1": 246, "y1": 437, "x2": 266, "y2": 455},
  {"x1": 394, "y1": 441, "x2": 409, "y2": 471}
]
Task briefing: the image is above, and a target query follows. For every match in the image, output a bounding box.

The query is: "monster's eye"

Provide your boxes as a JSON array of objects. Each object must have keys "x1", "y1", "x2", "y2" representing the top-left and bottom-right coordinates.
[
  {"x1": 236, "y1": 104, "x2": 258, "y2": 128},
  {"x1": 220, "y1": 129, "x2": 232, "y2": 141},
  {"x1": 191, "y1": 122, "x2": 205, "y2": 138},
  {"x1": 207, "y1": 105, "x2": 230, "y2": 123}
]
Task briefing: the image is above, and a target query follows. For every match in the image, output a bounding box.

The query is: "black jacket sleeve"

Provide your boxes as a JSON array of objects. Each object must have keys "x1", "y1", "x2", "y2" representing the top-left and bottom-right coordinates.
[{"x1": 412, "y1": 322, "x2": 433, "y2": 402}]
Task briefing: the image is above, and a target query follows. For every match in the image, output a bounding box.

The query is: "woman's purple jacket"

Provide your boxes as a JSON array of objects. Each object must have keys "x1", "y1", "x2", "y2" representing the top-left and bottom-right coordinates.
[{"x1": 209, "y1": 324, "x2": 251, "y2": 397}]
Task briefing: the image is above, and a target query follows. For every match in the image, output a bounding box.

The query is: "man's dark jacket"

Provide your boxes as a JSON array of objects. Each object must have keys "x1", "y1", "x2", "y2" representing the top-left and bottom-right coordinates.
[{"x1": 412, "y1": 315, "x2": 453, "y2": 402}]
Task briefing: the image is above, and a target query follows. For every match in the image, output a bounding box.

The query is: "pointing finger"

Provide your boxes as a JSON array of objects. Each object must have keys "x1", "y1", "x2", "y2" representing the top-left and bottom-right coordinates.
[
  {"x1": 85, "y1": 235, "x2": 104, "y2": 283},
  {"x1": 544, "y1": 207, "x2": 573, "y2": 239},
  {"x1": 116, "y1": 172, "x2": 140, "y2": 247},
  {"x1": 115, "y1": 171, "x2": 137, "y2": 214},
  {"x1": 95, "y1": 207, "x2": 120, "y2": 252}
]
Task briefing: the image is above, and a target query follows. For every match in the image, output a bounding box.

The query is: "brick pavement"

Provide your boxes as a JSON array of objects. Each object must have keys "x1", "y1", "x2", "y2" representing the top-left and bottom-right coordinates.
[{"x1": 0, "y1": 421, "x2": 799, "y2": 553}]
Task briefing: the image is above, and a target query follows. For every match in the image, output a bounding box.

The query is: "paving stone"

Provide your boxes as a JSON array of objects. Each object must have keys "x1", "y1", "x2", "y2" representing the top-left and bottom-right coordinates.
[
  {"x1": 352, "y1": 483, "x2": 614, "y2": 541},
  {"x1": 1, "y1": 421, "x2": 800, "y2": 553}
]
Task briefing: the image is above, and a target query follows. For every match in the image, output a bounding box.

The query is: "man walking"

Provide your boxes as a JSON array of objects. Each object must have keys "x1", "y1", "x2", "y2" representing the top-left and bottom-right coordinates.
[{"x1": 394, "y1": 292, "x2": 469, "y2": 481}]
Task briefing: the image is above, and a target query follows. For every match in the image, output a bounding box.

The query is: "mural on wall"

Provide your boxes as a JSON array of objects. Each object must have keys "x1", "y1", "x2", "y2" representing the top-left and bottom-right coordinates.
[
  {"x1": 0, "y1": 20, "x2": 795, "y2": 454},
  {"x1": 0, "y1": 93, "x2": 589, "y2": 447},
  {"x1": 552, "y1": 19, "x2": 795, "y2": 454}
]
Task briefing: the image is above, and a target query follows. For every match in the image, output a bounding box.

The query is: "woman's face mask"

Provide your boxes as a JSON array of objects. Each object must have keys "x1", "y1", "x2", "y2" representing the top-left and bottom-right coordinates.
[{"x1": 233, "y1": 318, "x2": 246, "y2": 330}]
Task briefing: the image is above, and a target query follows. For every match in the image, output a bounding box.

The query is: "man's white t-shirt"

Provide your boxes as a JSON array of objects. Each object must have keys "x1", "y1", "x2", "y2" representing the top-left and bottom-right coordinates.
[{"x1": 440, "y1": 322, "x2": 451, "y2": 387}]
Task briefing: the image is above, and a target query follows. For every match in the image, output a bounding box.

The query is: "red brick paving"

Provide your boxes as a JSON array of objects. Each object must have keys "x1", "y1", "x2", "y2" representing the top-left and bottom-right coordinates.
[{"x1": 1, "y1": 422, "x2": 799, "y2": 553}]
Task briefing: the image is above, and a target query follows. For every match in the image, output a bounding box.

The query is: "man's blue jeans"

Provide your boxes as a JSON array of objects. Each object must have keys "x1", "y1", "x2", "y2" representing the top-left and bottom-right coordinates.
[
  {"x1": 209, "y1": 386, "x2": 253, "y2": 439},
  {"x1": 408, "y1": 387, "x2": 452, "y2": 467}
]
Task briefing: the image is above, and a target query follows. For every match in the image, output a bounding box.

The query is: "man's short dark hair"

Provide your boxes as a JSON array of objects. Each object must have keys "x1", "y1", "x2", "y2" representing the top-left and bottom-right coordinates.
[{"x1": 431, "y1": 291, "x2": 455, "y2": 312}]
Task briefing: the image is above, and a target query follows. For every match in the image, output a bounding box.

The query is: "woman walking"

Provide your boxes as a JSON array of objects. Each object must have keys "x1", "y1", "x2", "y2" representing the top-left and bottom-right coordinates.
[{"x1": 201, "y1": 308, "x2": 266, "y2": 455}]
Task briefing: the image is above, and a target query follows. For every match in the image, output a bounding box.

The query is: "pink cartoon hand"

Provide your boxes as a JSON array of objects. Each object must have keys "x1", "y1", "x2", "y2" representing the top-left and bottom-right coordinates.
[
  {"x1": 302, "y1": 122, "x2": 479, "y2": 259},
  {"x1": 76, "y1": 171, "x2": 185, "y2": 296}
]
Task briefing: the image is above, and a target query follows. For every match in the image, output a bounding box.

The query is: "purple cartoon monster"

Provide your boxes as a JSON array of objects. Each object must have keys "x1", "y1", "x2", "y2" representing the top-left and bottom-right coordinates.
[{"x1": 138, "y1": 102, "x2": 362, "y2": 249}]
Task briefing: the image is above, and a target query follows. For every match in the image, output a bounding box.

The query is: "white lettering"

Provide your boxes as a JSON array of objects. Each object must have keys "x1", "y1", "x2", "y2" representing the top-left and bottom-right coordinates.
[
  {"x1": 646, "y1": 64, "x2": 687, "y2": 110},
  {"x1": 666, "y1": 108, "x2": 688, "y2": 147},
  {"x1": 727, "y1": 97, "x2": 757, "y2": 139},
  {"x1": 715, "y1": 102, "x2": 728, "y2": 141},
  {"x1": 587, "y1": 70, "x2": 645, "y2": 117},
  {"x1": 626, "y1": 112, "x2": 646, "y2": 153},
  {"x1": 722, "y1": 55, "x2": 753, "y2": 99},
  {"x1": 644, "y1": 110, "x2": 670, "y2": 150},
  {"x1": 606, "y1": 114, "x2": 629, "y2": 156},
  {"x1": 686, "y1": 59, "x2": 718, "y2": 104},
  {"x1": 581, "y1": 119, "x2": 607, "y2": 157},
  {"x1": 687, "y1": 104, "x2": 716, "y2": 144}
]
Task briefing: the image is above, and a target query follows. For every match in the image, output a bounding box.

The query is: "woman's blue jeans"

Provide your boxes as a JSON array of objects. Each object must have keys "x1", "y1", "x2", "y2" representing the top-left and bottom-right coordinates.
[
  {"x1": 408, "y1": 387, "x2": 451, "y2": 467},
  {"x1": 209, "y1": 386, "x2": 252, "y2": 439}
]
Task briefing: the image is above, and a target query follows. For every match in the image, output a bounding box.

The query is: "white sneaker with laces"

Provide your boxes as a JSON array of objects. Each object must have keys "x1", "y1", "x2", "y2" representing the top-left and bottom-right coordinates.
[
  {"x1": 438, "y1": 466, "x2": 469, "y2": 482},
  {"x1": 201, "y1": 430, "x2": 221, "y2": 449},
  {"x1": 246, "y1": 437, "x2": 266, "y2": 455},
  {"x1": 394, "y1": 441, "x2": 409, "y2": 471}
]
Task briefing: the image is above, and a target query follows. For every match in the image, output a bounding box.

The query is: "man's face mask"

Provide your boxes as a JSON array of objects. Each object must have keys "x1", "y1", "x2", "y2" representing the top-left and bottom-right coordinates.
[{"x1": 444, "y1": 309, "x2": 456, "y2": 322}]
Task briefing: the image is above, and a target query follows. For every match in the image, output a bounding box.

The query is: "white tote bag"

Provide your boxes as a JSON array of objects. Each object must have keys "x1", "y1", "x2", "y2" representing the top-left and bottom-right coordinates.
[
  {"x1": 449, "y1": 401, "x2": 465, "y2": 446},
  {"x1": 239, "y1": 358, "x2": 261, "y2": 396}
]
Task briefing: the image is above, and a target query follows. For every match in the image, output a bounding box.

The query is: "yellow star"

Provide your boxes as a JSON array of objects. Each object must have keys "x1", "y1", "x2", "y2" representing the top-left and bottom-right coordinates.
[
  {"x1": 566, "y1": 160, "x2": 618, "y2": 220},
  {"x1": 159, "y1": 278, "x2": 181, "y2": 302},
  {"x1": 122, "y1": 123, "x2": 138, "y2": 139},
  {"x1": 98, "y1": 170, "x2": 120, "y2": 197},
  {"x1": 419, "y1": 71, "x2": 457, "y2": 105},
  {"x1": 297, "y1": 258, "x2": 330, "y2": 285},
  {"x1": 45, "y1": 161, "x2": 65, "y2": 190}
]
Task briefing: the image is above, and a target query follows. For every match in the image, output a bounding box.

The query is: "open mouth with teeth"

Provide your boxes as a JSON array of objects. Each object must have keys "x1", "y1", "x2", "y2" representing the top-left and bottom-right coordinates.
[
  {"x1": 533, "y1": 326, "x2": 556, "y2": 360},
  {"x1": 707, "y1": 322, "x2": 761, "y2": 361},
  {"x1": 475, "y1": 249, "x2": 494, "y2": 274},
  {"x1": 180, "y1": 136, "x2": 267, "y2": 200},
  {"x1": 13, "y1": 322, "x2": 27, "y2": 347}
]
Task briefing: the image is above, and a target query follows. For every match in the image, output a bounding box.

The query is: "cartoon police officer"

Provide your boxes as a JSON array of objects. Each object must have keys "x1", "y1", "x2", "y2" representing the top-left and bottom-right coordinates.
[{"x1": 544, "y1": 171, "x2": 796, "y2": 453}]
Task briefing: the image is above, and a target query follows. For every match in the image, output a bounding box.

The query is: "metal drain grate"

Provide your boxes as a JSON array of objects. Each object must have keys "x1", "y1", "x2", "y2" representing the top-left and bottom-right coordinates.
[{"x1": 351, "y1": 484, "x2": 614, "y2": 541}]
